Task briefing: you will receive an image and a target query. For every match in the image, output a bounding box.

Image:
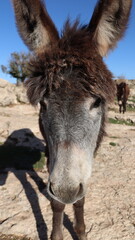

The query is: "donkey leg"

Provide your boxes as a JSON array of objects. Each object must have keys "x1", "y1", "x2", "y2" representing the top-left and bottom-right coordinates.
[
  {"x1": 123, "y1": 102, "x2": 126, "y2": 113},
  {"x1": 73, "y1": 197, "x2": 87, "y2": 240},
  {"x1": 51, "y1": 198, "x2": 65, "y2": 240},
  {"x1": 119, "y1": 105, "x2": 122, "y2": 113}
]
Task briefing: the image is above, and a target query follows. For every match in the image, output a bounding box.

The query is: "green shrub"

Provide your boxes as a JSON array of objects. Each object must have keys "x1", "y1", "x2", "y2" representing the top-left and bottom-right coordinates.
[{"x1": 109, "y1": 142, "x2": 117, "y2": 146}]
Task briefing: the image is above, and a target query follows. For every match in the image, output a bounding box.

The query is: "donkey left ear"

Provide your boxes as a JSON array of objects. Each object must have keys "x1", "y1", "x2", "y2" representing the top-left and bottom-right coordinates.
[
  {"x1": 12, "y1": 0, "x2": 59, "y2": 54},
  {"x1": 88, "y1": 0, "x2": 132, "y2": 57}
]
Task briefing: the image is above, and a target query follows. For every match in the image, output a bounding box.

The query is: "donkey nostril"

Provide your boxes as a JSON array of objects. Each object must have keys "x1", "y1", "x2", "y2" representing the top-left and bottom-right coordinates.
[
  {"x1": 49, "y1": 182, "x2": 55, "y2": 196},
  {"x1": 78, "y1": 183, "x2": 83, "y2": 196}
]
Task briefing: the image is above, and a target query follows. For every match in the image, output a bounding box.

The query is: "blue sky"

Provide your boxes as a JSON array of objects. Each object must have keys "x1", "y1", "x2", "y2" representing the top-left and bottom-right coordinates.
[{"x1": 0, "y1": 0, "x2": 135, "y2": 83}]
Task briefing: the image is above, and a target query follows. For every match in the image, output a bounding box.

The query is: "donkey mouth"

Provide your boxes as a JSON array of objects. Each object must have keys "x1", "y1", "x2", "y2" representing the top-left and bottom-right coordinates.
[{"x1": 47, "y1": 182, "x2": 85, "y2": 204}]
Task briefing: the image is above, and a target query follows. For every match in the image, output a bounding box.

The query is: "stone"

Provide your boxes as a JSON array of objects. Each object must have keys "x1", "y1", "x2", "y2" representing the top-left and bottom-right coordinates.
[{"x1": 0, "y1": 79, "x2": 28, "y2": 106}]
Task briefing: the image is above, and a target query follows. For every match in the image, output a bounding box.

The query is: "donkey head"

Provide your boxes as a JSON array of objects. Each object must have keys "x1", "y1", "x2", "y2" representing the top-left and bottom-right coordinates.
[{"x1": 12, "y1": 0, "x2": 132, "y2": 204}]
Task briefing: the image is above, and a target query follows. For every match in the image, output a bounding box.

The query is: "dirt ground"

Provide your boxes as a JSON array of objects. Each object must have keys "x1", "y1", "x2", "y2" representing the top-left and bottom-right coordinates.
[{"x1": 0, "y1": 104, "x2": 135, "y2": 240}]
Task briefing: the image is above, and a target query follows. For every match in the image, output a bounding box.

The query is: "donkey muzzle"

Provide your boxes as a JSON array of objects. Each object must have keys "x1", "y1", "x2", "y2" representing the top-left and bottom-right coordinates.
[{"x1": 48, "y1": 181, "x2": 85, "y2": 204}]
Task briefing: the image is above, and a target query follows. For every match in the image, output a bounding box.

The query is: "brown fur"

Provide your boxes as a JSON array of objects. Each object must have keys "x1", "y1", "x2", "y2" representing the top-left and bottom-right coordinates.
[
  {"x1": 116, "y1": 80, "x2": 130, "y2": 113},
  {"x1": 88, "y1": 0, "x2": 132, "y2": 56},
  {"x1": 26, "y1": 22, "x2": 115, "y2": 105},
  {"x1": 12, "y1": 0, "x2": 59, "y2": 52}
]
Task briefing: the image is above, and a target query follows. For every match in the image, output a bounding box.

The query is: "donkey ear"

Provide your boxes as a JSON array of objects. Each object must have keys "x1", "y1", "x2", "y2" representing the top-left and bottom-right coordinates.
[
  {"x1": 88, "y1": 0, "x2": 132, "y2": 56},
  {"x1": 12, "y1": 0, "x2": 59, "y2": 53}
]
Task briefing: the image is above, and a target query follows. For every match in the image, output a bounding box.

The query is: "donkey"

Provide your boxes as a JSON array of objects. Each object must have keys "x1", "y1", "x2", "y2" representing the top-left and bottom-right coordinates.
[
  {"x1": 12, "y1": 0, "x2": 132, "y2": 239},
  {"x1": 116, "y1": 79, "x2": 130, "y2": 113}
]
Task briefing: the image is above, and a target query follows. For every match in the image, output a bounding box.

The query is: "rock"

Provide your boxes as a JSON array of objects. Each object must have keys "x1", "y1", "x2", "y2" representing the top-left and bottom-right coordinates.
[
  {"x1": 0, "y1": 79, "x2": 17, "y2": 106},
  {"x1": 0, "y1": 79, "x2": 28, "y2": 106},
  {"x1": 0, "y1": 78, "x2": 10, "y2": 88},
  {"x1": 15, "y1": 85, "x2": 28, "y2": 104},
  {"x1": 0, "y1": 89, "x2": 17, "y2": 106}
]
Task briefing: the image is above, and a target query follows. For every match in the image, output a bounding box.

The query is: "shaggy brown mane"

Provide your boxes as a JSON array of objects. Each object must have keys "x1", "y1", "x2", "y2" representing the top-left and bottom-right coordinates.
[{"x1": 26, "y1": 21, "x2": 115, "y2": 106}]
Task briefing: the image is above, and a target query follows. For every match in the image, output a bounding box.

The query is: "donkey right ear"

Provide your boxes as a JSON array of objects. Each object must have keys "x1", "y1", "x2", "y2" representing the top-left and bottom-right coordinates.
[
  {"x1": 12, "y1": 0, "x2": 59, "y2": 53},
  {"x1": 88, "y1": 0, "x2": 132, "y2": 57}
]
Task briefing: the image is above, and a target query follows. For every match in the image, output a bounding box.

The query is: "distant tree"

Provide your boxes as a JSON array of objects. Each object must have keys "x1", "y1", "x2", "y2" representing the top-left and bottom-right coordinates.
[
  {"x1": 1, "y1": 52, "x2": 31, "y2": 85},
  {"x1": 118, "y1": 75, "x2": 126, "y2": 80},
  {"x1": 116, "y1": 75, "x2": 128, "y2": 84}
]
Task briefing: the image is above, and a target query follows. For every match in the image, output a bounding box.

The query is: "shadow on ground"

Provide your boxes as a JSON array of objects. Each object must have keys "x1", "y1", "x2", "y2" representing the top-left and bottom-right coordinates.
[{"x1": 0, "y1": 128, "x2": 79, "y2": 240}]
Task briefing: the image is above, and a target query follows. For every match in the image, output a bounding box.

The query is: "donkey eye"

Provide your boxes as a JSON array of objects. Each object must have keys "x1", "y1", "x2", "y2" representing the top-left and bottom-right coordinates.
[{"x1": 92, "y1": 98, "x2": 101, "y2": 109}]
